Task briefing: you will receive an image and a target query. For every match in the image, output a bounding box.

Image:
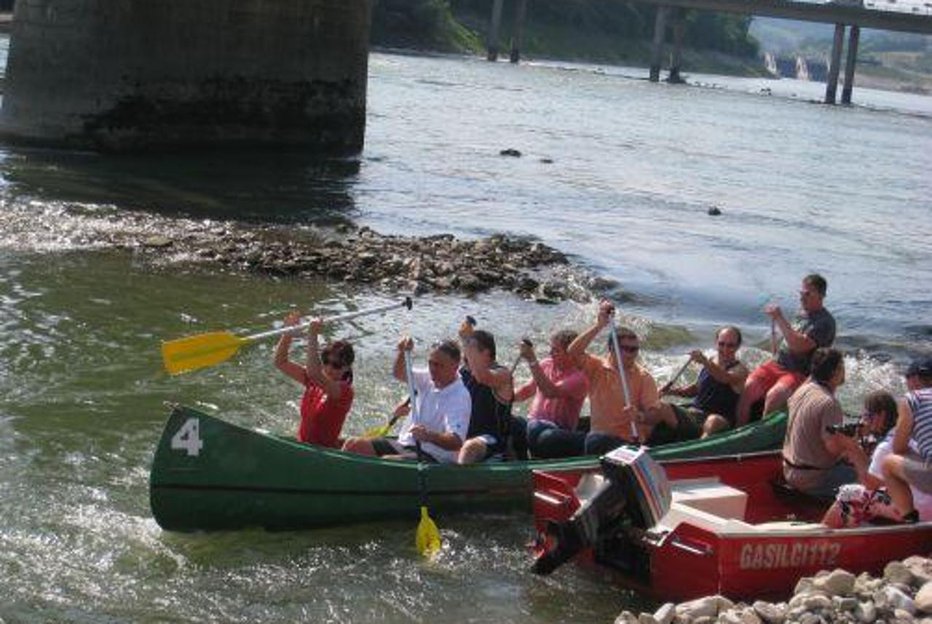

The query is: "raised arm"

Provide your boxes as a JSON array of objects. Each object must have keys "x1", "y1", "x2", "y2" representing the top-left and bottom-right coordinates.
[
  {"x1": 274, "y1": 311, "x2": 309, "y2": 385},
  {"x1": 303, "y1": 319, "x2": 343, "y2": 400},
  {"x1": 567, "y1": 299, "x2": 613, "y2": 359},
  {"x1": 766, "y1": 305, "x2": 815, "y2": 355},
  {"x1": 392, "y1": 336, "x2": 413, "y2": 382},
  {"x1": 463, "y1": 338, "x2": 514, "y2": 401}
]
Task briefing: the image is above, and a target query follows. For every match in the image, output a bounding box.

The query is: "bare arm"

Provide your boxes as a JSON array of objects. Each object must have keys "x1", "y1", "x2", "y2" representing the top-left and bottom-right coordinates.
[
  {"x1": 892, "y1": 399, "x2": 914, "y2": 455},
  {"x1": 303, "y1": 319, "x2": 343, "y2": 400},
  {"x1": 392, "y1": 336, "x2": 413, "y2": 382},
  {"x1": 274, "y1": 311, "x2": 308, "y2": 385},
  {"x1": 767, "y1": 306, "x2": 816, "y2": 354},
  {"x1": 840, "y1": 438, "x2": 884, "y2": 490},
  {"x1": 514, "y1": 379, "x2": 537, "y2": 403},
  {"x1": 463, "y1": 340, "x2": 514, "y2": 401},
  {"x1": 567, "y1": 299, "x2": 613, "y2": 359},
  {"x1": 412, "y1": 426, "x2": 463, "y2": 451}
]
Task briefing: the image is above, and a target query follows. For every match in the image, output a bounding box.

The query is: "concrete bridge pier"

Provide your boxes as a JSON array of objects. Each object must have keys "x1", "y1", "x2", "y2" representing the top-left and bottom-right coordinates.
[
  {"x1": 824, "y1": 23, "x2": 846, "y2": 104},
  {"x1": 0, "y1": 0, "x2": 372, "y2": 152},
  {"x1": 509, "y1": 0, "x2": 529, "y2": 63},
  {"x1": 667, "y1": 9, "x2": 686, "y2": 83},
  {"x1": 487, "y1": 0, "x2": 505, "y2": 61},
  {"x1": 841, "y1": 25, "x2": 861, "y2": 104},
  {"x1": 650, "y1": 6, "x2": 670, "y2": 82}
]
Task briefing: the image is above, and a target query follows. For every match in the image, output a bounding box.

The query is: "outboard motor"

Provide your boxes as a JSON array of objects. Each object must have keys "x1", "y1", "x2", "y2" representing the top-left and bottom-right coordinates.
[{"x1": 532, "y1": 445, "x2": 671, "y2": 575}]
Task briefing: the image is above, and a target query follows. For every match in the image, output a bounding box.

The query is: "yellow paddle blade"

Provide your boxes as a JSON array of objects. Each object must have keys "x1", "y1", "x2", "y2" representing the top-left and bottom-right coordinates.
[
  {"x1": 416, "y1": 506, "x2": 441, "y2": 556},
  {"x1": 363, "y1": 421, "x2": 392, "y2": 438},
  {"x1": 161, "y1": 331, "x2": 249, "y2": 375}
]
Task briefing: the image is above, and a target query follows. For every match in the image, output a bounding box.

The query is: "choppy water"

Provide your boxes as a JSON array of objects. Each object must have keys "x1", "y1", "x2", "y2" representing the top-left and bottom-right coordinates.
[{"x1": 1, "y1": 41, "x2": 930, "y2": 622}]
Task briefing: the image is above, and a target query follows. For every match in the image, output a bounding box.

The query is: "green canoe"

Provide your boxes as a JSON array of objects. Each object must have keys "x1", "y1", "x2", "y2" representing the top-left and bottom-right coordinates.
[{"x1": 150, "y1": 404, "x2": 787, "y2": 532}]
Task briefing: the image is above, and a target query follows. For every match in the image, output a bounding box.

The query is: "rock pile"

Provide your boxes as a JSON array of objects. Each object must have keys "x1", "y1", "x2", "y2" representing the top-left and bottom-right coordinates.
[
  {"x1": 139, "y1": 221, "x2": 590, "y2": 301},
  {"x1": 615, "y1": 555, "x2": 932, "y2": 624}
]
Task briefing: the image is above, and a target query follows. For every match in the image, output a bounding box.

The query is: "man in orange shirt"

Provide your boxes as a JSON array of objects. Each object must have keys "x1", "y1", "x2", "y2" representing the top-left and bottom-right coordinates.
[
  {"x1": 515, "y1": 301, "x2": 665, "y2": 457},
  {"x1": 559, "y1": 300, "x2": 662, "y2": 456}
]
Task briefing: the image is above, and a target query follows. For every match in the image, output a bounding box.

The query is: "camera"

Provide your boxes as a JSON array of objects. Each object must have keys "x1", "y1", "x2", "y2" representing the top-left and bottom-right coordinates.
[{"x1": 825, "y1": 422, "x2": 859, "y2": 436}]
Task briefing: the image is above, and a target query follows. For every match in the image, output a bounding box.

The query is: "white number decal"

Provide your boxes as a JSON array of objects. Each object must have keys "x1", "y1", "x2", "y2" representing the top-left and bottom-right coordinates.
[{"x1": 170, "y1": 417, "x2": 204, "y2": 457}]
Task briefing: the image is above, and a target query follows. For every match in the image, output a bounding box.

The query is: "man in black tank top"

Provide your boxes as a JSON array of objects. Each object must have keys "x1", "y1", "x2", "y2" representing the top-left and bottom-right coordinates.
[
  {"x1": 643, "y1": 326, "x2": 749, "y2": 444},
  {"x1": 457, "y1": 324, "x2": 515, "y2": 463}
]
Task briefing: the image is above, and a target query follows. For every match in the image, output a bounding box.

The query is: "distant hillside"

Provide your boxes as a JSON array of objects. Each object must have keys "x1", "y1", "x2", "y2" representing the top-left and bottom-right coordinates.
[{"x1": 750, "y1": 17, "x2": 932, "y2": 92}]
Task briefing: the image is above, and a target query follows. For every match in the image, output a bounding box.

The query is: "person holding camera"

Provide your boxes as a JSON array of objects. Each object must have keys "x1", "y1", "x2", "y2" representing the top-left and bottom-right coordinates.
[
  {"x1": 821, "y1": 390, "x2": 931, "y2": 526},
  {"x1": 781, "y1": 347, "x2": 856, "y2": 498}
]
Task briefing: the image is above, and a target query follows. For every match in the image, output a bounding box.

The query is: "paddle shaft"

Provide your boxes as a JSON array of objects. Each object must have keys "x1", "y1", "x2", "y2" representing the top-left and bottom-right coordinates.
[
  {"x1": 667, "y1": 356, "x2": 692, "y2": 391},
  {"x1": 403, "y1": 351, "x2": 431, "y2": 506},
  {"x1": 251, "y1": 297, "x2": 412, "y2": 342},
  {"x1": 608, "y1": 322, "x2": 638, "y2": 441}
]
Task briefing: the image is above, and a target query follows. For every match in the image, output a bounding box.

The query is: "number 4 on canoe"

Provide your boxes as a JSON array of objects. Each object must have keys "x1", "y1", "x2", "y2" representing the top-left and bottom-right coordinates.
[{"x1": 161, "y1": 297, "x2": 413, "y2": 375}]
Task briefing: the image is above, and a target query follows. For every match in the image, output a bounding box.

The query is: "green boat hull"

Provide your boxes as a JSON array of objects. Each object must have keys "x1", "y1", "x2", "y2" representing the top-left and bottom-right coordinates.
[{"x1": 149, "y1": 405, "x2": 787, "y2": 531}]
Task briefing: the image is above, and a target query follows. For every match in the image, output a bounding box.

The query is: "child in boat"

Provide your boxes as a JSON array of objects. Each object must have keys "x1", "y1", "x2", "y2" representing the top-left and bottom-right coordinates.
[
  {"x1": 822, "y1": 389, "x2": 932, "y2": 526},
  {"x1": 274, "y1": 311, "x2": 355, "y2": 449}
]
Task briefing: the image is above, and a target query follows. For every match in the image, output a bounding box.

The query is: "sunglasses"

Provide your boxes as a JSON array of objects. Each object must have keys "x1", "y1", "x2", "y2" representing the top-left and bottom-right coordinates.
[
  {"x1": 322, "y1": 359, "x2": 344, "y2": 368},
  {"x1": 717, "y1": 341, "x2": 738, "y2": 348},
  {"x1": 617, "y1": 345, "x2": 640, "y2": 353}
]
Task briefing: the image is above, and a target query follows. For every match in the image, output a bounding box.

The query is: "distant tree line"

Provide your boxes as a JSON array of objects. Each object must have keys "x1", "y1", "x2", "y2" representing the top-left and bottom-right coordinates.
[{"x1": 371, "y1": 0, "x2": 758, "y2": 57}]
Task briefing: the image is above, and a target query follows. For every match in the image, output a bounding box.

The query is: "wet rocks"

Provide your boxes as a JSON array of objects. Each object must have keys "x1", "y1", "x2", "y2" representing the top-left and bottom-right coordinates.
[
  {"x1": 133, "y1": 221, "x2": 585, "y2": 300},
  {"x1": 615, "y1": 556, "x2": 932, "y2": 624}
]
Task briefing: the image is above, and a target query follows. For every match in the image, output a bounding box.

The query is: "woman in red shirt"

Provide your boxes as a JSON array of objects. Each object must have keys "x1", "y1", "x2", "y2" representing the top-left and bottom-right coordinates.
[{"x1": 274, "y1": 311, "x2": 355, "y2": 448}]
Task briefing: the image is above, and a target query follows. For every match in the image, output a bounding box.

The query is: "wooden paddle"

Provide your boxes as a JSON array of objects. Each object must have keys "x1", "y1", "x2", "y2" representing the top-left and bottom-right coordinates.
[
  {"x1": 162, "y1": 297, "x2": 412, "y2": 375},
  {"x1": 403, "y1": 349, "x2": 441, "y2": 557}
]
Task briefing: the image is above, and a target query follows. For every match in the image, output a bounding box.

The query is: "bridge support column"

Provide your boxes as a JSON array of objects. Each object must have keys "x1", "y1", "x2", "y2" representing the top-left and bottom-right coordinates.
[
  {"x1": 841, "y1": 25, "x2": 860, "y2": 105},
  {"x1": 650, "y1": 7, "x2": 670, "y2": 83},
  {"x1": 487, "y1": 0, "x2": 504, "y2": 62},
  {"x1": 0, "y1": 0, "x2": 371, "y2": 152},
  {"x1": 510, "y1": 0, "x2": 529, "y2": 63},
  {"x1": 824, "y1": 23, "x2": 846, "y2": 104},
  {"x1": 667, "y1": 9, "x2": 686, "y2": 84}
]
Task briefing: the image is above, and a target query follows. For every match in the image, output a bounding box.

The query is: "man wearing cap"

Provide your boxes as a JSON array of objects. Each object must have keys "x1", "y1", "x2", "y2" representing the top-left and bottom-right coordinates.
[
  {"x1": 881, "y1": 356, "x2": 932, "y2": 523},
  {"x1": 736, "y1": 274, "x2": 836, "y2": 427}
]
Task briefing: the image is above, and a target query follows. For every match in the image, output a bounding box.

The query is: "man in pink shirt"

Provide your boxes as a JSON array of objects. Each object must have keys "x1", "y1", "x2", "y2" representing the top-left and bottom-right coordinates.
[{"x1": 511, "y1": 330, "x2": 589, "y2": 459}]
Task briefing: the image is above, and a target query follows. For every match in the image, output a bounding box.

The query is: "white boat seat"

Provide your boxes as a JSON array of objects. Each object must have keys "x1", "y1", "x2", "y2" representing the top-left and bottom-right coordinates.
[{"x1": 670, "y1": 478, "x2": 748, "y2": 521}]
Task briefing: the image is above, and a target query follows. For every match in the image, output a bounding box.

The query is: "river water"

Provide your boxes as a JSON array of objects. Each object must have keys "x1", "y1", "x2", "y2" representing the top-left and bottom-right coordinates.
[{"x1": 1, "y1": 40, "x2": 931, "y2": 622}]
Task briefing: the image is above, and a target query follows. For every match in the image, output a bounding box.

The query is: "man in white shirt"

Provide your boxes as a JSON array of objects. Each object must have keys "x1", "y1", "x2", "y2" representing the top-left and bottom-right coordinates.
[{"x1": 342, "y1": 338, "x2": 471, "y2": 463}]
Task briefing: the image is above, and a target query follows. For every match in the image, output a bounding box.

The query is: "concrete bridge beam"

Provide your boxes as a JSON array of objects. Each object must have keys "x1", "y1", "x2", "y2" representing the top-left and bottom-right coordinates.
[
  {"x1": 842, "y1": 25, "x2": 860, "y2": 104},
  {"x1": 488, "y1": 0, "x2": 504, "y2": 62},
  {"x1": 667, "y1": 8, "x2": 686, "y2": 84},
  {"x1": 650, "y1": 6, "x2": 670, "y2": 83},
  {"x1": 825, "y1": 23, "x2": 846, "y2": 104},
  {"x1": 510, "y1": 0, "x2": 528, "y2": 63},
  {"x1": 0, "y1": 0, "x2": 371, "y2": 152}
]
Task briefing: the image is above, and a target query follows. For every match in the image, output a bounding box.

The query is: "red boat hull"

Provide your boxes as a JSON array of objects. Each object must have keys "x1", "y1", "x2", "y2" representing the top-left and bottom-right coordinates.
[{"x1": 533, "y1": 451, "x2": 932, "y2": 602}]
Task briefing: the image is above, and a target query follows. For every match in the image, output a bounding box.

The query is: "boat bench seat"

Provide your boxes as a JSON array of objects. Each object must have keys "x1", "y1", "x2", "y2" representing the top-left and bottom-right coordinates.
[
  {"x1": 670, "y1": 478, "x2": 748, "y2": 520},
  {"x1": 659, "y1": 478, "x2": 751, "y2": 533}
]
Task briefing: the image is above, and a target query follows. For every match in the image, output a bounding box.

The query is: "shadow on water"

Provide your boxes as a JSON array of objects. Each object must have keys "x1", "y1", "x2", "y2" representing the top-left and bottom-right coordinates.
[{"x1": 0, "y1": 145, "x2": 362, "y2": 224}]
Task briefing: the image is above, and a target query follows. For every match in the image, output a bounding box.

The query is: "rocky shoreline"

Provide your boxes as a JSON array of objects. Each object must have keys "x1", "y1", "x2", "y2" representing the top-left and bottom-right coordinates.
[
  {"x1": 134, "y1": 219, "x2": 596, "y2": 302},
  {"x1": 616, "y1": 555, "x2": 932, "y2": 624}
]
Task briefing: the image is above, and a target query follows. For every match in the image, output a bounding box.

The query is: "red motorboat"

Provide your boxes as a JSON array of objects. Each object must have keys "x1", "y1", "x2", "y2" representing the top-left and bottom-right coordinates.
[{"x1": 531, "y1": 449, "x2": 932, "y2": 602}]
